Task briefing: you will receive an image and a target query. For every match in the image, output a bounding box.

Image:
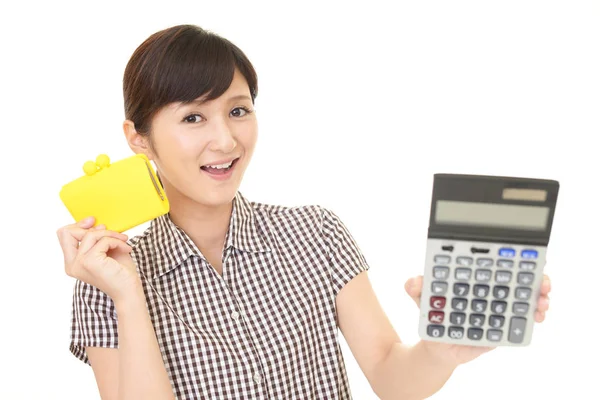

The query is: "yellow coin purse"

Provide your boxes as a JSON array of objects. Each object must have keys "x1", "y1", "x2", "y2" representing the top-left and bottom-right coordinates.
[{"x1": 59, "y1": 153, "x2": 170, "y2": 233}]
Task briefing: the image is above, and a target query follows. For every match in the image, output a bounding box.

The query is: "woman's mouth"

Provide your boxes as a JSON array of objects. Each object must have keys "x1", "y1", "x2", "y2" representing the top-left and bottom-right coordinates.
[{"x1": 200, "y1": 157, "x2": 239, "y2": 178}]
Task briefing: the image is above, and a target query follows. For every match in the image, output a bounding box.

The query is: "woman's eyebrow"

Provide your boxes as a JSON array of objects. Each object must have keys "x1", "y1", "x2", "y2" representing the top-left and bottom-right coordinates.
[
  {"x1": 227, "y1": 94, "x2": 252, "y2": 102},
  {"x1": 175, "y1": 94, "x2": 252, "y2": 111}
]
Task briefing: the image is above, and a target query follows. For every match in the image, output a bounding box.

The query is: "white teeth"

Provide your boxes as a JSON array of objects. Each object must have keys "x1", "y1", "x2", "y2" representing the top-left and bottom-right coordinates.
[{"x1": 205, "y1": 160, "x2": 233, "y2": 169}]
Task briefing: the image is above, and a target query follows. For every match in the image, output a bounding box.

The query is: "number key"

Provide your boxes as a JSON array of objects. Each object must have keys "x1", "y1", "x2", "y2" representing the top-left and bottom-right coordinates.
[
  {"x1": 427, "y1": 325, "x2": 445, "y2": 338},
  {"x1": 452, "y1": 298, "x2": 468, "y2": 311},
  {"x1": 493, "y1": 286, "x2": 510, "y2": 300},
  {"x1": 469, "y1": 314, "x2": 485, "y2": 327},
  {"x1": 473, "y1": 284, "x2": 489, "y2": 298},
  {"x1": 472, "y1": 299, "x2": 487, "y2": 313},
  {"x1": 491, "y1": 301, "x2": 507, "y2": 314},
  {"x1": 489, "y1": 315, "x2": 505, "y2": 328},
  {"x1": 454, "y1": 283, "x2": 469, "y2": 296},
  {"x1": 450, "y1": 312, "x2": 466, "y2": 325}
]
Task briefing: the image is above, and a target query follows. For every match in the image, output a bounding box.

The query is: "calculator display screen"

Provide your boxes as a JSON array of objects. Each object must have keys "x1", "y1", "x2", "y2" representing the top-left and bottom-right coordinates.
[{"x1": 435, "y1": 200, "x2": 549, "y2": 231}]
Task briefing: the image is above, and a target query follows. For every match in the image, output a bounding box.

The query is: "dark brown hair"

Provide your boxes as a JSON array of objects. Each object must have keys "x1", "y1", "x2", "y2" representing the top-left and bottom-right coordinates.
[{"x1": 123, "y1": 24, "x2": 258, "y2": 138}]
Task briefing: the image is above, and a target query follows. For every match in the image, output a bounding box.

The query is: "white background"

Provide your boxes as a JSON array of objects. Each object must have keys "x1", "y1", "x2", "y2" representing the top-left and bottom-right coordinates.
[{"x1": 1, "y1": 0, "x2": 598, "y2": 398}]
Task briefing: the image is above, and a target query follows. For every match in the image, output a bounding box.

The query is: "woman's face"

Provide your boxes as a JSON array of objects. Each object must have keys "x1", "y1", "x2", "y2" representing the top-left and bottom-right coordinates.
[{"x1": 127, "y1": 69, "x2": 258, "y2": 209}]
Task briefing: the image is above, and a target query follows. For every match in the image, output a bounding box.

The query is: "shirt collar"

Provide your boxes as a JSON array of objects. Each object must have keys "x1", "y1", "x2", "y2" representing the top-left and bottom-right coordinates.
[{"x1": 145, "y1": 191, "x2": 271, "y2": 280}]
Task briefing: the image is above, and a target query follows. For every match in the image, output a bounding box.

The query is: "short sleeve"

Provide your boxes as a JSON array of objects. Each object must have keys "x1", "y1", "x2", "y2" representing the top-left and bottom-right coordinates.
[
  {"x1": 321, "y1": 208, "x2": 370, "y2": 297},
  {"x1": 70, "y1": 279, "x2": 119, "y2": 365}
]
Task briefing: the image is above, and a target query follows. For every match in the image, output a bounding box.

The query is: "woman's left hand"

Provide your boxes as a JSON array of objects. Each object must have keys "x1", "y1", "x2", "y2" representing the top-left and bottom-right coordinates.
[{"x1": 405, "y1": 274, "x2": 552, "y2": 366}]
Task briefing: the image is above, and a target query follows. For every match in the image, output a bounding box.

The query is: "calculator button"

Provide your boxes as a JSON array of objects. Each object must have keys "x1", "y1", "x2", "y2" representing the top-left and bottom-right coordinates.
[
  {"x1": 450, "y1": 312, "x2": 466, "y2": 325},
  {"x1": 473, "y1": 284, "x2": 490, "y2": 298},
  {"x1": 489, "y1": 315, "x2": 505, "y2": 328},
  {"x1": 513, "y1": 302, "x2": 529, "y2": 316},
  {"x1": 491, "y1": 301, "x2": 507, "y2": 314},
  {"x1": 428, "y1": 311, "x2": 445, "y2": 323},
  {"x1": 427, "y1": 325, "x2": 445, "y2": 338},
  {"x1": 475, "y1": 269, "x2": 492, "y2": 282},
  {"x1": 521, "y1": 249, "x2": 538, "y2": 259},
  {"x1": 448, "y1": 326, "x2": 464, "y2": 339},
  {"x1": 471, "y1": 299, "x2": 487, "y2": 313},
  {"x1": 508, "y1": 317, "x2": 527, "y2": 343},
  {"x1": 469, "y1": 314, "x2": 485, "y2": 327},
  {"x1": 487, "y1": 329, "x2": 503, "y2": 342},
  {"x1": 519, "y1": 261, "x2": 536, "y2": 271},
  {"x1": 476, "y1": 258, "x2": 494, "y2": 267},
  {"x1": 468, "y1": 328, "x2": 484, "y2": 340},
  {"x1": 495, "y1": 271, "x2": 512, "y2": 284},
  {"x1": 493, "y1": 286, "x2": 510, "y2": 300},
  {"x1": 499, "y1": 248, "x2": 515, "y2": 257},
  {"x1": 497, "y1": 259, "x2": 514, "y2": 268},
  {"x1": 430, "y1": 296, "x2": 446, "y2": 309},
  {"x1": 456, "y1": 256, "x2": 473, "y2": 266},
  {"x1": 434, "y1": 255, "x2": 451, "y2": 264},
  {"x1": 455, "y1": 268, "x2": 472, "y2": 281},
  {"x1": 433, "y1": 266, "x2": 450, "y2": 280},
  {"x1": 515, "y1": 287, "x2": 532, "y2": 300},
  {"x1": 517, "y1": 272, "x2": 534, "y2": 285},
  {"x1": 451, "y1": 298, "x2": 468, "y2": 311},
  {"x1": 431, "y1": 282, "x2": 448, "y2": 295},
  {"x1": 453, "y1": 283, "x2": 470, "y2": 296}
]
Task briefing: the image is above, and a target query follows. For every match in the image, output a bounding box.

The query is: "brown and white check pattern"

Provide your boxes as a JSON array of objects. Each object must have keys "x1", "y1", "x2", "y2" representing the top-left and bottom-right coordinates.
[{"x1": 70, "y1": 191, "x2": 370, "y2": 399}]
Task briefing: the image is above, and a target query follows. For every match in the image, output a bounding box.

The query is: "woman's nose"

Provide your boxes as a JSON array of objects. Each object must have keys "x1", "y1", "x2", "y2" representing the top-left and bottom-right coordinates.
[{"x1": 209, "y1": 120, "x2": 237, "y2": 153}]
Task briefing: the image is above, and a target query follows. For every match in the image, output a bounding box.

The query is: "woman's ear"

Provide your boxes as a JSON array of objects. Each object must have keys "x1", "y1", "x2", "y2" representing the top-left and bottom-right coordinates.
[{"x1": 123, "y1": 120, "x2": 154, "y2": 160}]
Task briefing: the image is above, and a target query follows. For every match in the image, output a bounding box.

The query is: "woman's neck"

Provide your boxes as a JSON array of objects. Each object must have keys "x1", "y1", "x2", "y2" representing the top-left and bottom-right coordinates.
[{"x1": 167, "y1": 194, "x2": 233, "y2": 259}]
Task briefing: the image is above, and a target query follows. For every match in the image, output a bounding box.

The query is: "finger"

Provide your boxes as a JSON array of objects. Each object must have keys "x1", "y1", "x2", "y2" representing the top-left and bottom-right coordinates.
[
  {"x1": 77, "y1": 216, "x2": 96, "y2": 229},
  {"x1": 537, "y1": 295, "x2": 550, "y2": 312},
  {"x1": 57, "y1": 225, "x2": 92, "y2": 264},
  {"x1": 78, "y1": 229, "x2": 129, "y2": 255},
  {"x1": 535, "y1": 310, "x2": 545, "y2": 323},
  {"x1": 404, "y1": 275, "x2": 423, "y2": 306},
  {"x1": 83, "y1": 237, "x2": 132, "y2": 267},
  {"x1": 540, "y1": 275, "x2": 551, "y2": 295},
  {"x1": 80, "y1": 237, "x2": 132, "y2": 275}
]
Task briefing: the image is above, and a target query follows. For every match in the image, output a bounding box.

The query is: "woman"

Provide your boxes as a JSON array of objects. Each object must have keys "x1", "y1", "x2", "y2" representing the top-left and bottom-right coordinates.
[{"x1": 57, "y1": 24, "x2": 552, "y2": 399}]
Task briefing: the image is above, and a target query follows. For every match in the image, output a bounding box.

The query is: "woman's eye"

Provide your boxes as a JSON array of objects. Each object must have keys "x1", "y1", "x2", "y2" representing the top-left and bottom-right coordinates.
[
  {"x1": 231, "y1": 107, "x2": 251, "y2": 117},
  {"x1": 184, "y1": 114, "x2": 203, "y2": 123}
]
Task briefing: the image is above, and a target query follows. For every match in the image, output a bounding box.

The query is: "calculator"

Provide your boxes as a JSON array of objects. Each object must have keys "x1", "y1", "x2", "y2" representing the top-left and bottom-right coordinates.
[{"x1": 418, "y1": 173, "x2": 559, "y2": 346}]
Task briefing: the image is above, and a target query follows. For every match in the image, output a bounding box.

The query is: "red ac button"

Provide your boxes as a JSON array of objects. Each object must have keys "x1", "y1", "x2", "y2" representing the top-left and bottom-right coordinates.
[{"x1": 428, "y1": 311, "x2": 445, "y2": 323}]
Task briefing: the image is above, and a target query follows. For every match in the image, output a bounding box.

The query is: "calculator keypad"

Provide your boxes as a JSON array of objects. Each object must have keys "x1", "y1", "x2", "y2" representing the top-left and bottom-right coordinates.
[{"x1": 420, "y1": 239, "x2": 545, "y2": 346}]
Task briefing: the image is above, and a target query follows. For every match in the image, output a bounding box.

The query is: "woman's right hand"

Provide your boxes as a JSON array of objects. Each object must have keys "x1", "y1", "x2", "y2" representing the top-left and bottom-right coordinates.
[{"x1": 57, "y1": 216, "x2": 141, "y2": 304}]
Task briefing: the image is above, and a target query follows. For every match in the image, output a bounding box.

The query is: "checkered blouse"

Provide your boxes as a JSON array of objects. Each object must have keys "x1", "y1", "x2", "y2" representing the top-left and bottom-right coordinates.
[{"x1": 70, "y1": 191, "x2": 370, "y2": 399}]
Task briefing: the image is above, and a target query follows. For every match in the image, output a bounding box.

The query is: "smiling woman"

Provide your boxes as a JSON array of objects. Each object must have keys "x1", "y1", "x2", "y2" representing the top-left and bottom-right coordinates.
[
  {"x1": 56, "y1": 24, "x2": 375, "y2": 400},
  {"x1": 54, "y1": 23, "x2": 553, "y2": 400}
]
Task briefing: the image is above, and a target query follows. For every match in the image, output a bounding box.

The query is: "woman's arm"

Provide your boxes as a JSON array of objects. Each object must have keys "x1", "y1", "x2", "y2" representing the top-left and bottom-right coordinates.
[
  {"x1": 59, "y1": 218, "x2": 175, "y2": 399},
  {"x1": 336, "y1": 271, "x2": 458, "y2": 400},
  {"x1": 87, "y1": 286, "x2": 174, "y2": 400}
]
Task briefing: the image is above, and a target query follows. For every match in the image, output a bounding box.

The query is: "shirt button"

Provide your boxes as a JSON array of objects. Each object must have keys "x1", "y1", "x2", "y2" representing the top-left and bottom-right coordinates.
[
  {"x1": 253, "y1": 372, "x2": 262, "y2": 384},
  {"x1": 231, "y1": 311, "x2": 240, "y2": 321}
]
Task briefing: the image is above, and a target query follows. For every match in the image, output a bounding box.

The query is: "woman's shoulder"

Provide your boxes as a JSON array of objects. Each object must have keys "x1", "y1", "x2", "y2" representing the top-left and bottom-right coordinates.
[
  {"x1": 247, "y1": 197, "x2": 342, "y2": 231},
  {"x1": 249, "y1": 198, "x2": 330, "y2": 219}
]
